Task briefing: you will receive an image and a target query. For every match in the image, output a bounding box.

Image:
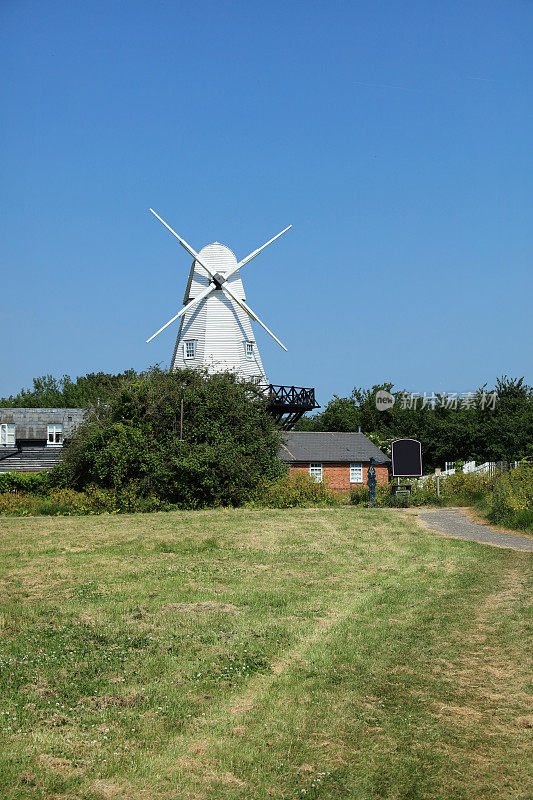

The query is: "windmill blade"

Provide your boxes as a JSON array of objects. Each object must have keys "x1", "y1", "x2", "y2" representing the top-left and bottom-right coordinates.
[
  {"x1": 224, "y1": 226, "x2": 292, "y2": 281},
  {"x1": 220, "y1": 225, "x2": 292, "y2": 285},
  {"x1": 222, "y1": 283, "x2": 287, "y2": 352},
  {"x1": 146, "y1": 284, "x2": 215, "y2": 343},
  {"x1": 149, "y1": 208, "x2": 217, "y2": 280}
]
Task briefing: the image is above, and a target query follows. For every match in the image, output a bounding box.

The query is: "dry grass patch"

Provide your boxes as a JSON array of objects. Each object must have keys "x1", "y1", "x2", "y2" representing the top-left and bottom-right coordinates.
[{"x1": 0, "y1": 507, "x2": 530, "y2": 799}]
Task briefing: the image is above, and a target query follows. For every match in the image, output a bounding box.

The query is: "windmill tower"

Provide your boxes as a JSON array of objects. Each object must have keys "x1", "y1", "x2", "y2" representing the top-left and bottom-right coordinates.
[
  {"x1": 171, "y1": 242, "x2": 268, "y2": 380},
  {"x1": 146, "y1": 209, "x2": 319, "y2": 428},
  {"x1": 147, "y1": 210, "x2": 290, "y2": 380}
]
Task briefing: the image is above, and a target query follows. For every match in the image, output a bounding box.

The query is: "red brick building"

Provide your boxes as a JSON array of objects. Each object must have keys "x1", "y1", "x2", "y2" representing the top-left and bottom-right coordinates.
[{"x1": 280, "y1": 431, "x2": 390, "y2": 492}]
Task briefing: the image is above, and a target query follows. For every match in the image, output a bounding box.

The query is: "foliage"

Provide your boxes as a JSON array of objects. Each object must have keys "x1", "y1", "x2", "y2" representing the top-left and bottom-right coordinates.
[
  {"x1": 381, "y1": 491, "x2": 411, "y2": 508},
  {"x1": 296, "y1": 376, "x2": 533, "y2": 470},
  {"x1": 408, "y1": 471, "x2": 494, "y2": 507},
  {"x1": 0, "y1": 486, "x2": 168, "y2": 516},
  {"x1": 349, "y1": 484, "x2": 369, "y2": 505},
  {"x1": 0, "y1": 370, "x2": 139, "y2": 408},
  {"x1": 251, "y1": 472, "x2": 339, "y2": 507},
  {"x1": 350, "y1": 482, "x2": 412, "y2": 508},
  {"x1": 0, "y1": 471, "x2": 50, "y2": 495},
  {"x1": 488, "y1": 464, "x2": 533, "y2": 530},
  {"x1": 52, "y1": 366, "x2": 283, "y2": 508},
  {"x1": 349, "y1": 471, "x2": 498, "y2": 510}
]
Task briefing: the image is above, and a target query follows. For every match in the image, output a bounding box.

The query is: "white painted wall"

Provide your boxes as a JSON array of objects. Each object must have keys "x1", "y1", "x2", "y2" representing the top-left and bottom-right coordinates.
[{"x1": 171, "y1": 243, "x2": 267, "y2": 382}]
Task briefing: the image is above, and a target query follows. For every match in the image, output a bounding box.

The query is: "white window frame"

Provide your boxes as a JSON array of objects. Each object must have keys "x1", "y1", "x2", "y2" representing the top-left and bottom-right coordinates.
[
  {"x1": 350, "y1": 462, "x2": 363, "y2": 483},
  {"x1": 47, "y1": 424, "x2": 63, "y2": 446},
  {"x1": 309, "y1": 463, "x2": 323, "y2": 482},
  {"x1": 244, "y1": 341, "x2": 254, "y2": 360},
  {"x1": 183, "y1": 340, "x2": 196, "y2": 360},
  {"x1": 0, "y1": 423, "x2": 15, "y2": 447}
]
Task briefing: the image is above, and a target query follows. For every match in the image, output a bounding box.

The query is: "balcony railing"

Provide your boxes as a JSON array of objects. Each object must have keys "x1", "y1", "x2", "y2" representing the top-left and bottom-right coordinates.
[
  {"x1": 266, "y1": 385, "x2": 319, "y2": 430},
  {"x1": 267, "y1": 385, "x2": 319, "y2": 410}
]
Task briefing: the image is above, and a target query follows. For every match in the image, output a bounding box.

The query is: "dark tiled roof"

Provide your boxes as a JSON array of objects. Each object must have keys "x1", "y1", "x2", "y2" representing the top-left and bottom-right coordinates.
[
  {"x1": 280, "y1": 431, "x2": 390, "y2": 463},
  {"x1": 0, "y1": 447, "x2": 63, "y2": 472},
  {"x1": 0, "y1": 408, "x2": 86, "y2": 441}
]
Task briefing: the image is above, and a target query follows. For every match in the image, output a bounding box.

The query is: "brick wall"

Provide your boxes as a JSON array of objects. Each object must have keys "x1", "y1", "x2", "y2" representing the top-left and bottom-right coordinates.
[{"x1": 289, "y1": 462, "x2": 390, "y2": 492}]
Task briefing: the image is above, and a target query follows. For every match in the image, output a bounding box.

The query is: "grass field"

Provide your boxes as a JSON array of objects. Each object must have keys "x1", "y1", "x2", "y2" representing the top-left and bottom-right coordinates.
[{"x1": 0, "y1": 508, "x2": 531, "y2": 800}]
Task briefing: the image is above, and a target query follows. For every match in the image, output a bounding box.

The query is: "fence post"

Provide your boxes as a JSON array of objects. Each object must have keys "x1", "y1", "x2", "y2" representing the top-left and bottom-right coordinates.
[{"x1": 435, "y1": 467, "x2": 441, "y2": 497}]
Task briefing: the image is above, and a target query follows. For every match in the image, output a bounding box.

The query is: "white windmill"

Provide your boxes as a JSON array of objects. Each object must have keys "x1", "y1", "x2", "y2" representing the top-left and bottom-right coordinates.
[{"x1": 146, "y1": 209, "x2": 291, "y2": 383}]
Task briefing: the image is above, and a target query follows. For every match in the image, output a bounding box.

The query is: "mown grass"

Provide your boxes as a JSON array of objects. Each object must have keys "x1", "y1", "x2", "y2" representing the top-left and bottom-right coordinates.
[{"x1": 0, "y1": 508, "x2": 531, "y2": 799}]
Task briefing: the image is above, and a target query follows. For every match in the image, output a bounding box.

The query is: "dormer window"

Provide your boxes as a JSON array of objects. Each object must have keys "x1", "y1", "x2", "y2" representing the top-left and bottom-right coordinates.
[
  {"x1": 47, "y1": 424, "x2": 63, "y2": 446},
  {"x1": 0, "y1": 424, "x2": 15, "y2": 447},
  {"x1": 244, "y1": 341, "x2": 254, "y2": 360},
  {"x1": 183, "y1": 340, "x2": 196, "y2": 359}
]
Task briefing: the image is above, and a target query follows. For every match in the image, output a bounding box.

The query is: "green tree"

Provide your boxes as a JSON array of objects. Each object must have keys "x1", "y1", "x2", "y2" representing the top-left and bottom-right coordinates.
[
  {"x1": 296, "y1": 377, "x2": 533, "y2": 471},
  {"x1": 0, "y1": 370, "x2": 139, "y2": 408},
  {"x1": 53, "y1": 367, "x2": 284, "y2": 507}
]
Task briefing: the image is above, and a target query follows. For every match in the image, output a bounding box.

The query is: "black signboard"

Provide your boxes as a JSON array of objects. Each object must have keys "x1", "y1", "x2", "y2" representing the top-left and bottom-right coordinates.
[{"x1": 391, "y1": 438, "x2": 422, "y2": 477}]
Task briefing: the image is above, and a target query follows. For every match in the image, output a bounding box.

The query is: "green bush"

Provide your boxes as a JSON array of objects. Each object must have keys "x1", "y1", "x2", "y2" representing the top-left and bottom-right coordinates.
[
  {"x1": 408, "y1": 471, "x2": 493, "y2": 507},
  {"x1": 488, "y1": 464, "x2": 533, "y2": 529},
  {"x1": 353, "y1": 471, "x2": 496, "y2": 509},
  {"x1": 350, "y1": 484, "x2": 369, "y2": 505},
  {"x1": 0, "y1": 472, "x2": 50, "y2": 495},
  {"x1": 52, "y1": 366, "x2": 284, "y2": 509},
  {"x1": 0, "y1": 486, "x2": 171, "y2": 516},
  {"x1": 512, "y1": 509, "x2": 533, "y2": 532},
  {"x1": 385, "y1": 493, "x2": 411, "y2": 508},
  {"x1": 251, "y1": 473, "x2": 338, "y2": 508}
]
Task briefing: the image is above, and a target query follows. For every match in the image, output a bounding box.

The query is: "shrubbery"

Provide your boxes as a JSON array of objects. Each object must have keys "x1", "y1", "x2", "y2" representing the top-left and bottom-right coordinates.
[
  {"x1": 0, "y1": 367, "x2": 286, "y2": 515},
  {"x1": 251, "y1": 473, "x2": 338, "y2": 507},
  {"x1": 0, "y1": 486, "x2": 170, "y2": 516},
  {"x1": 349, "y1": 484, "x2": 369, "y2": 505},
  {"x1": 0, "y1": 473, "x2": 341, "y2": 514},
  {"x1": 408, "y1": 472, "x2": 493, "y2": 507},
  {"x1": 0, "y1": 472, "x2": 50, "y2": 495},
  {"x1": 52, "y1": 367, "x2": 284, "y2": 508},
  {"x1": 349, "y1": 471, "x2": 499, "y2": 509},
  {"x1": 488, "y1": 464, "x2": 533, "y2": 531}
]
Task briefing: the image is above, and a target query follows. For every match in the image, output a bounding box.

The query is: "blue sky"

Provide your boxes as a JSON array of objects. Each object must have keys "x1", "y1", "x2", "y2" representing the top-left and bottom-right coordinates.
[{"x1": 1, "y1": 0, "x2": 532, "y2": 405}]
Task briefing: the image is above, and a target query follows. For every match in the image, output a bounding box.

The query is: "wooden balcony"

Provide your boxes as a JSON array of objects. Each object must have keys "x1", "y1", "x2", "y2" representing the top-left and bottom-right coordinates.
[{"x1": 266, "y1": 384, "x2": 319, "y2": 430}]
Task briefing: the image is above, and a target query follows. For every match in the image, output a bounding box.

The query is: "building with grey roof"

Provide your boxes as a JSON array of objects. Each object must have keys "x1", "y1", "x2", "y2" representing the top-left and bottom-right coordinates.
[
  {"x1": 280, "y1": 431, "x2": 390, "y2": 492},
  {"x1": 0, "y1": 408, "x2": 86, "y2": 472}
]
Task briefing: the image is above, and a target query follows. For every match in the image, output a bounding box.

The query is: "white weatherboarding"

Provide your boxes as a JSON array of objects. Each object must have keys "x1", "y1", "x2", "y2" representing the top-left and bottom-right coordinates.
[{"x1": 146, "y1": 209, "x2": 291, "y2": 382}]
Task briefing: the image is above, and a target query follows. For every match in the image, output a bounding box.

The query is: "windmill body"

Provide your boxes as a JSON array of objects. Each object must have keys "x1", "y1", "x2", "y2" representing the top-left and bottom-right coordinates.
[
  {"x1": 146, "y1": 210, "x2": 318, "y2": 428},
  {"x1": 147, "y1": 209, "x2": 289, "y2": 380},
  {"x1": 170, "y1": 243, "x2": 266, "y2": 381}
]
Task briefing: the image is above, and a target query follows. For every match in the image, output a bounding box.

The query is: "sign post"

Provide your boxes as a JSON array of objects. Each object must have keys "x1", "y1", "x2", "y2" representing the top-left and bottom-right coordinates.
[
  {"x1": 391, "y1": 439, "x2": 423, "y2": 494},
  {"x1": 435, "y1": 467, "x2": 441, "y2": 497}
]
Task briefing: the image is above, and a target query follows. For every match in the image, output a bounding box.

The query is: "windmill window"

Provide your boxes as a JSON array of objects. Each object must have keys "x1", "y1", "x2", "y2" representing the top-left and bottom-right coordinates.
[
  {"x1": 47, "y1": 424, "x2": 63, "y2": 446},
  {"x1": 183, "y1": 340, "x2": 196, "y2": 359},
  {"x1": 0, "y1": 424, "x2": 15, "y2": 447},
  {"x1": 309, "y1": 463, "x2": 323, "y2": 482},
  {"x1": 245, "y1": 341, "x2": 254, "y2": 360},
  {"x1": 350, "y1": 463, "x2": 363, "y2": 483}
]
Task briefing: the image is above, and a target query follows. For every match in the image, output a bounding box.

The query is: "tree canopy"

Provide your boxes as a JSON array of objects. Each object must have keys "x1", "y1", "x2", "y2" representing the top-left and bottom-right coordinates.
[
  {"x1": 0, "y1": 371, "x2": 139, "y2": 408},
  {"x1": 53, "y1": 367, "x2": 284, "y2": 507},
  {"x1": 3, "y1": 369, "x2": 531, "y2": 476},
  {"x1": 296, "y1": 377, "x2": 533, "y2": 470}
]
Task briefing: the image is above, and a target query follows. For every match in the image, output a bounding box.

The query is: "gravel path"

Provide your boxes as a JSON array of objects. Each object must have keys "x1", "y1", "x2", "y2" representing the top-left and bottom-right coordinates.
[{"x1": 416, "y1": 509, "x2": 533, "y2": 552}]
